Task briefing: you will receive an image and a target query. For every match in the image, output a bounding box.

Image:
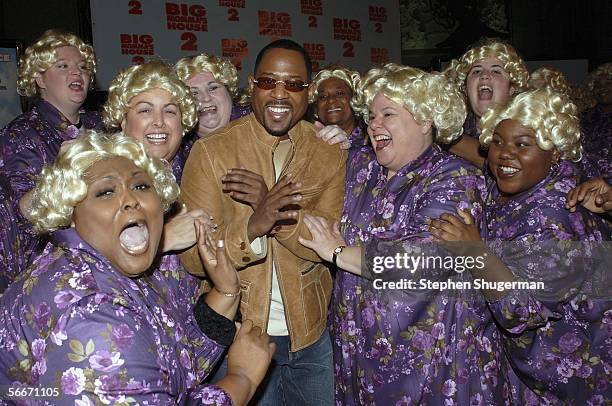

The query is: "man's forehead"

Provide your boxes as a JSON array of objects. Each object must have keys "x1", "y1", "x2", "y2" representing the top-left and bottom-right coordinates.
[{"x1": 256, "y1": 48, "x2": 307, "y2": 77}]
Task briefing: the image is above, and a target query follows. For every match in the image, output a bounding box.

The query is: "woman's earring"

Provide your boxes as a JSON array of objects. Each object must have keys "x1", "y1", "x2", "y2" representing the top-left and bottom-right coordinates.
[{"x1": 550, "y1": 160, "x2": 560, "y2": 173}]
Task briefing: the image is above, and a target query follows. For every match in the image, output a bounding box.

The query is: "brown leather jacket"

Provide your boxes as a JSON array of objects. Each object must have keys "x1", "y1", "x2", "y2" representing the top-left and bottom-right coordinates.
[{"x1": 179, "y1": 113, "x2": 347, "y2": 351}]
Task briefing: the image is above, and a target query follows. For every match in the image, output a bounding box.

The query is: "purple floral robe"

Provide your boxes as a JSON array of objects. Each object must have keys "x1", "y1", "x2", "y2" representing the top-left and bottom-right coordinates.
[
  {"x1": 0, "y1": 176, "x2": 24, "y2": 293},
  {"x1": 0, "y1": 100, "x2": 104, "y2": 200},
  {"x1": 578, "y1": 106, "x2": 612, "y2": 182},
  {"x1": 484, "y1": 160, "x2": 611, "y2": 404},
  {"x1": 0, "y1": 228, "x2": 233, "y2": 405},
  {"x1": 348, "y1": 121, "x2": 368, "y2": 149},
  {"x1": 0, "y1": 100, "x2": 104, "y2": 280},
  {"x1": 579, "y1": 106, "x2": 612, "y2": 163},
  {"x1": 332, "y1": 144, "x2": 507, "y2": 405}
]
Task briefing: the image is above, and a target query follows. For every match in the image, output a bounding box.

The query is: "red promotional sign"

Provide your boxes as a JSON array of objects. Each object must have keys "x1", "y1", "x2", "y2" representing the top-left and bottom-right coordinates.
[
  {"x1": 304, "y1": 43, "x2": 325, "y2": 61},
  {"x1": 222, "y1": 38, "x2": 249, "y2": 71},
  {"x1": 120, "y1": 34, "x2": 154, "y2": 55},
  {"x1": 368, "y1": 6, "x2": 387, "y2": 22},
  {"x1": 300, "y1": 0, "x2": 322, "y2": 15},
  {"x1": 165, "y1": 2, "x2": 208, "y2": 31},
  {"x1": 219, "y1": 0, "x2": 245, "y2": 7},
  {"x1": 333, "y1": 18, "x2": 361, "y2": 41},
  {"x1": 258, "y1": 11, "x2": 292, "y2": 37},
  {"x1": 371, "y1": 47, "x2": 389, "y2": 64},
  {"x1": 304, "y1": 42, "x2": 325, "y2": 71}
]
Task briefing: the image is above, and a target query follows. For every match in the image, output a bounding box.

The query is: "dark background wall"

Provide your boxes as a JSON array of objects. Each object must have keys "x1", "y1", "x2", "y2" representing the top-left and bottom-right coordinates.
[
  {"x1": 399, "y1": 0, "x2": 612, "y2": 71},
  {"x1": 0, "y1": 0, "x2": 92, "y2": 48}
]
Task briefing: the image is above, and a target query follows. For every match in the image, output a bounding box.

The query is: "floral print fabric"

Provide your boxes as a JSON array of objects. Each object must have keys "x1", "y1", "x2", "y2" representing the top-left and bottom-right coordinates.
[
  {"x1": 484, "y1": 160, "x2": 611, "y2": 404},
  {"x1": 0, "y1": 100, "x2": 104, "y2": 282},
  {"x1": 0, "y1": 228, "x2": 232, "y2": 405},
  {"x1": 332, "y1": 144, "x2": 507, "y2": 405}
]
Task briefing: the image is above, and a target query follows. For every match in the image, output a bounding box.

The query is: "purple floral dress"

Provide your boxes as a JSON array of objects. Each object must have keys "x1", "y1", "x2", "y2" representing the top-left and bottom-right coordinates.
[
  {"x1": 0, "y1": 100, "x2": 104, "y2": 279},
  {"x1": 484, "y1": 160, "x2": 611, "y2": 404},
  {"x1": 0, "y1": 228, "x2": 233, "y2": 405},
  {"x1": 0, "y1": 176, "x2": 23, "y2": 293},
  {"x1": 332, "y1": 144, "x2": 507, "y2": 405},
  {"x1": 348, "y1": 121, "x2": 368, "y2": 149},
  {"x1": 578, "y1": 106, "x2": 612, "y2": 182},
  {"x1": 579, "y1": 106, "x2": 612, "y2": 163}
]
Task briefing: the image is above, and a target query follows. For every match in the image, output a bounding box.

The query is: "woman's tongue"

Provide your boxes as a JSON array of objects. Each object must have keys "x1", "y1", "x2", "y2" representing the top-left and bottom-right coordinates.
[
  {"x1": 478, "y1": 88, "x2": 493, "y2": 100},
  {"x1": 119, "y1": 224, "x2": 149, "y2": 254},
  {"x1": 376, "y1": 139, "x2": 391, "y2": 151}
]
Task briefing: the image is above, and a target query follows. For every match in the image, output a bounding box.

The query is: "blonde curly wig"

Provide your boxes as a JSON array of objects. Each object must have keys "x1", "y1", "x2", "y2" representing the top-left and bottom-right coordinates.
[
  {"x1": 174, "y1": 53, "x2": 242, "y2": 102},
  {"x1": 479, "y1": 88, "x2": 582, "y2": 161},
  {"x1": 360, "y1": 63, "x2": 467, "y2": 144},
  {"x1": 29, "y1": 130, "x2": 180, "y2": 233},
  {"x1": 528, "y1": 66, "x2": 572, "y2": 98},
  {"x1": 445, "y1": 39, "x2": 529, "y2": 95},
  {"x1": 308, "y1": 64, "x2": 363, "y2": 113},
  {"x1": 17, "y1": 29, "x2": 96, "y2": 97},
  {"x1": 103, "y1": 60, "x2": 197, "y2": 134}
]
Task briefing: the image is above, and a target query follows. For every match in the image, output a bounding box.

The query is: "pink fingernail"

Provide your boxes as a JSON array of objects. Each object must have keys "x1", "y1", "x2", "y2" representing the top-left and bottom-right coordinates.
[{"x1": 217, "y1": 240, "x2": 224, "y2": 248}]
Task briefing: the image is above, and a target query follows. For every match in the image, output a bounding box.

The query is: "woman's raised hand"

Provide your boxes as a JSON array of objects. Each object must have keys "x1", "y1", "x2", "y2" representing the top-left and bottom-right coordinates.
[
  {"x1": 162, "y1": 205, "x2": 216, "y2": 252},
  {"x1": 196, "y1": 218, "x2": 239, "y2": 296},
  {"x1": 299, "y1": 214, "x2": 346, "y2": 262}
]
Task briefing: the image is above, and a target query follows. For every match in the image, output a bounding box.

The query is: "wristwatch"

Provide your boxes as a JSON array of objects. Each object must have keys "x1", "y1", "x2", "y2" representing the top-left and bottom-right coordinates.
[{"x1": 332, "y1": 245, "x2": 346, "y2": 266}]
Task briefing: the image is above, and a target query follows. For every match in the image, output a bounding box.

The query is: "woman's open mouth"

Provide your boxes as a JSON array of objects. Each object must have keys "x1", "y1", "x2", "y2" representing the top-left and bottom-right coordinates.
[{"x1": 119, "y1": 221, "x2": 149, "y2": 255}]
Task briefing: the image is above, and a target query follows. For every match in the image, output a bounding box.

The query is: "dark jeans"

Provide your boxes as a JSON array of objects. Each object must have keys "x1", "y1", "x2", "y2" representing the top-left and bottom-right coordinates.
[{"x1": 209, "y1": 329, "x2": 334, "y2": 405}]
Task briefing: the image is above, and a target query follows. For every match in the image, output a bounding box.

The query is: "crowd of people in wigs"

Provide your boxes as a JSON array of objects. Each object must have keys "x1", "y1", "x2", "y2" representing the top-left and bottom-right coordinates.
[{"x1": 0, "y1": 28, "x2": 609, "y2": 405}]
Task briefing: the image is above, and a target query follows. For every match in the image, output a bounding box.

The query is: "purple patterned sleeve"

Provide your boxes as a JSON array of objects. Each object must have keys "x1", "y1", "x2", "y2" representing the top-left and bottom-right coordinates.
[
  {"x1": 406, "y1": 158, "x2": 486, "y2": 241},
  {"x1": 488, "y1": 290, "x2": 560, "y2": 334},
  {"x1": 1, "y1": 123, "x2": 56, "y2": 203},
  {"x1": 0, "y1": 177, "x2": 23, "y2": 291}
]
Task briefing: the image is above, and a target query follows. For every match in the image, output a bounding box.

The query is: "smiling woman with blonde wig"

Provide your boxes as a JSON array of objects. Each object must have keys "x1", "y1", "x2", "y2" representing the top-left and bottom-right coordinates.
[
  {"x1": 480, "y1": 87, "x2": 582, "y2": 161},
  {"x1": 360, "y1": 63, "x2": 466, "y2": 144},
  {"x1": 308, "y1": 64, "x2": 367, "y2": 147},
  {"x1": 103, "y1": 61, "x2": 197, "y2": 132},
  {"x1": 103, "y1": 60, "x2": 197, "y2": 182},
  {"x1": 430, "y1": 87, "x2": 610, "y2": 404},
  {"x1": 298, "y1": 63, "x2": 504, "y2": 404}
]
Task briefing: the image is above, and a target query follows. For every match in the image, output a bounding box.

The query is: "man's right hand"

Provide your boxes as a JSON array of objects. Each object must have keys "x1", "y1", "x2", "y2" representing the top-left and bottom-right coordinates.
[
  {"x1": 247, "y1": 174, "x2": 302, "y2": 241},
  {"x1": 222, "y1": 168, "x2": 269, "y2": 211}
]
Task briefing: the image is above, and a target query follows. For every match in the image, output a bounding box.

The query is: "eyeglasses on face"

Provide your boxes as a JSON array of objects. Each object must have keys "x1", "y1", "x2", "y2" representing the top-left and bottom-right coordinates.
[{"x1": 253, "y1": 77, "x2": 309, "y2": 92}]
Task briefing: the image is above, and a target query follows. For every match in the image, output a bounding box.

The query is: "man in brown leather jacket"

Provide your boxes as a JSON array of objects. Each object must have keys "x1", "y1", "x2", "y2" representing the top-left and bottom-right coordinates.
[{"x1": 180, "y1": 39, "x2": 345, "y2": 405}]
